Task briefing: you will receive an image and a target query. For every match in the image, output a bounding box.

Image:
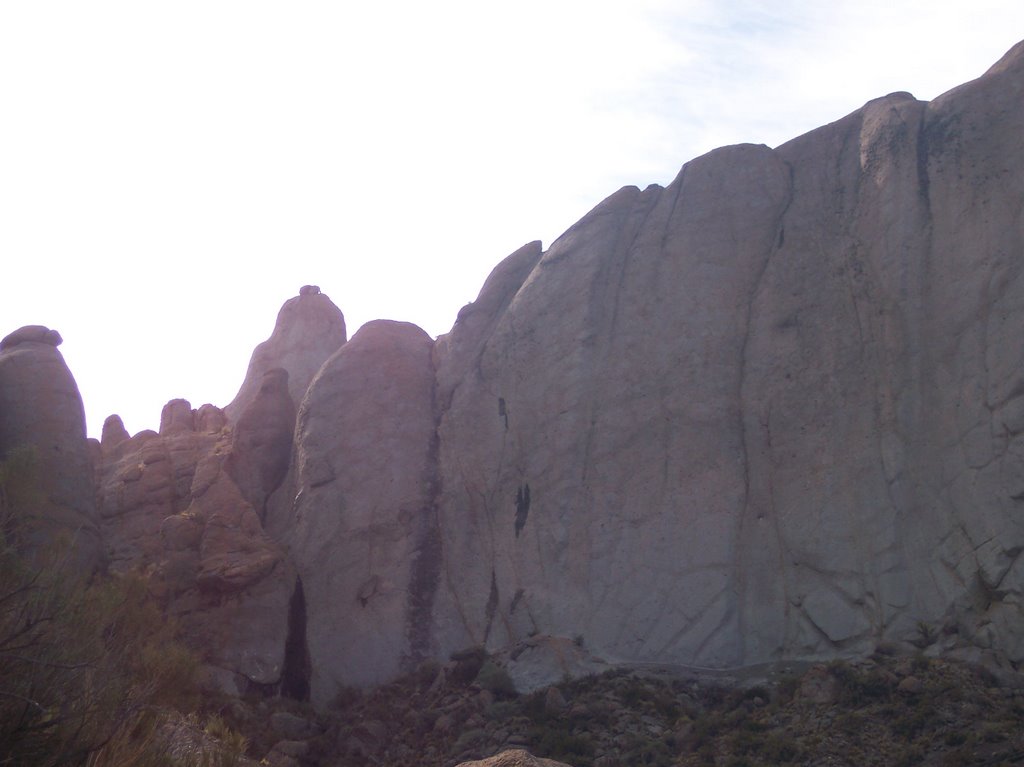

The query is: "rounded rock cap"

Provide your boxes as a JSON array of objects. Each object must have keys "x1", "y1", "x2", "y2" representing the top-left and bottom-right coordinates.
[{"x1": 0, "y1": 325, "x2": 63, "y2": 351}]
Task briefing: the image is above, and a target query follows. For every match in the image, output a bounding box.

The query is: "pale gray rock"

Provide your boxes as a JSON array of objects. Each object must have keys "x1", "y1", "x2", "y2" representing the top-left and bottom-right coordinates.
[
  {"x1": 0, "y1": 326, "x2": 101, "y2": 571},
  {"x1": 491, "y1": 636, "x2": 610, "y2": 694},
  {"x1": 425, "y1": 41, "x2": 1024, "y2": 676},
  {"x1": 290, "y1": 320, "x2": 437, "y2": 703},
  {"x1": 225, "y1": 289, "x2": 347, "y2": 422}
]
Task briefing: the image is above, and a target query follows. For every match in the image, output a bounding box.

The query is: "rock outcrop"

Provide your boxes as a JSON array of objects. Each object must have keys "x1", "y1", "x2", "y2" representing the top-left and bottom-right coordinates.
[
  {"x1": 290, "y1": 320, "x2": 439, "y2": 698},
  {"x1": 6, "y1": 42, "x2": 1024, "y2": 712},
  {"x1": 426, "y1": 41, "x2": 1024, "y2": 673},
  {"x1": 0, "y1": 325, "x2": 101, "y2": 570},
  {"x1": 285, "y1": 41, "x2": 1024, "y2": 700},
  {"x1": 96, "y1": 399, "x2": 297, "y2": 694},
  {"x1": 225, "y1": 289, "x2": 347, "y2": 421},
  {"x1": 226, "y1": 367, "x2": 296, "y2": 522}
]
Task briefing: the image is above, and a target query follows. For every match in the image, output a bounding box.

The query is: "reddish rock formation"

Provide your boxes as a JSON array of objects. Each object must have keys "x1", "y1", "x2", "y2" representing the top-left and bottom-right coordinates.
[
  {"x1": 225, "y1": 289, "x2": 347, "y2": 421},
  {"x1": 96, "y1": 398, "x2": 296, "y2": 694}
]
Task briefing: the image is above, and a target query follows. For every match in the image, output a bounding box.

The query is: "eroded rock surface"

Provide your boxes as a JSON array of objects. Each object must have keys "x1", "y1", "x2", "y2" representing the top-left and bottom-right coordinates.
[
  {"x1": 455, "y1": 750, "x2": 575, "y2": 767},
  {"x1": 291, "y1": 320, "x2": 438, "y2": 701},
  {"x1": 225, "y1": 289, "x2": 347, "y2": 421},
  {"x1": 426, "y1": 41, "x2": 1024, "y2": 674},
  {"x1": 96, "y1": 398, "x2": 296, "y2": 694},
  {"x1": 0, "y1": 325, "x2": 101, "y2": 570}
]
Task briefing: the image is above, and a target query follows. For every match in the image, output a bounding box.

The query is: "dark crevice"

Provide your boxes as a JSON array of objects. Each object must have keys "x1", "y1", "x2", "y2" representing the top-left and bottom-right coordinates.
[
  {"x1": 514, "y1": 483, "x2": 531, "y2": 538},
  {"x1": 483, "y1": 569, "x2": 499, "y2": 643},
  {"x1": 280, "y1": 577, "x2": 311, "y2": 701}
]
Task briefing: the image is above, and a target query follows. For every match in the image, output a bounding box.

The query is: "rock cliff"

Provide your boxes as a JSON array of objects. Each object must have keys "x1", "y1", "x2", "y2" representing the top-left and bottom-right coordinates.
[
  {"x1": 289, "y1": 41, "x2": 1024, "y2": 701},
  {"x1": 4, "y1": 41, "x2": 1024, "y2": 708}
]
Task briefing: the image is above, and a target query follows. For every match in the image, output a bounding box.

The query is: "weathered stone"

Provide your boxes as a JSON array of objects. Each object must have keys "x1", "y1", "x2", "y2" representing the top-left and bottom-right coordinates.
[
  {"x1": 897, "y1": 676, "x2": 923, "y2": 694},
  {"x1": 269, "y1": 740, "x2": 309, "y2": 758},
  {"x1": 0, "y1": 324, "x2": 62, "y2": 350},
  {"x1": 455, "y1": 749, "x2": 576, "y2": 767},
  {"x1": 290, "y1": 320, "x2": 437, "y2": 703},
  {"x1": 100, "y1": 414, "x2": 129, "y2": 451},
  {"x1": 159, "y1": 398, "x2": 194, "y2": 435},
  {"x1": 225, "y1": 368, "x2": 294, "y2": 522},
  {"x1": 269, "y1": 711, "x2": 319, "y2": 740},
  {"x1": 0, "y1": 326, "x2": 101, "y2": 571},
  {"x1": 96, "y1": 416, "x2": 295, "y2": 690},
  {"x1": 424, "y1": 41, "x2": 1024, "y2": 674},
  {"x1": 195, "y1": 404, "x2": 227, "y2": 433},
  {"x1": 225, "y1": 288, "x2": 347, "y2": 421},
  {"x1": 493, "y1": 636, "x2": 610, "y2": 694}
]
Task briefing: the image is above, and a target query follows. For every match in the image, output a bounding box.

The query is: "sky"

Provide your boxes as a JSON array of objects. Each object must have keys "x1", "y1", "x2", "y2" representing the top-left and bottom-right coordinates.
[{"x1": 2, "y1": 1, "x2": 1023, "y2": 438}]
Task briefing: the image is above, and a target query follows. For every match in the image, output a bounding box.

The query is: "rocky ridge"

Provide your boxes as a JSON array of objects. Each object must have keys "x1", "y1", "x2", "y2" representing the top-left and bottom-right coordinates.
[{"x1": 2, "y1": 41, "x2": 1024, "y2": 719}]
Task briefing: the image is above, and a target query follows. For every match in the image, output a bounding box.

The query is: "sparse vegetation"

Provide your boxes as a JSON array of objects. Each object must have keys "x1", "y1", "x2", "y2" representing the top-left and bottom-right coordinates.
[{"x1": 0, "y1": 448, "x2": 247, "y2": 766}]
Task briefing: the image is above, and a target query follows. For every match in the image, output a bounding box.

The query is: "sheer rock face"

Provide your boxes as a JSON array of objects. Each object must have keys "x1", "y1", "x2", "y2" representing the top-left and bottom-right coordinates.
[
  {"x1": 290, "y1": 320, "x2": 438, "y2": 702},
  {"x1": 0, "y1": 326, "x2": 101, "y2": 571},
  {"x1": 225, "y1": 290, "x2": 347, "y2": 422},
  {"x1": 96, "y1": 400, "x2": 296, "y2": 693},
  {"x1": 424, "y1": 42, "x2": 1024, "y2": 673},
  {"x1": 10, "y1": 42, "x2": 1024, "y2": 703},
  {"x1": 278, "y1": 42, "x2": 1024, "y2": 695}
]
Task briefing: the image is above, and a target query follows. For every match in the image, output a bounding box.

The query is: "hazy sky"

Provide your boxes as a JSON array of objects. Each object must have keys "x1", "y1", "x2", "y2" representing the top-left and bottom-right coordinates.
[{"x1": 2, "y1": 2, "x2": 1023, "y2": 438}]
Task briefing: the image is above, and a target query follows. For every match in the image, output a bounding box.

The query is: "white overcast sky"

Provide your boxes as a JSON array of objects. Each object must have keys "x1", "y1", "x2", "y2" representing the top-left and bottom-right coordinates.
[{"x1": 2, "y1": 1, "x2": 1022, "y2": 438}]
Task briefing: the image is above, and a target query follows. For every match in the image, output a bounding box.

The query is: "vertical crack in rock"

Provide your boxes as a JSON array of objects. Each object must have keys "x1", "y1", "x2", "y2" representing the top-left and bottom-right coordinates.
[
  {"x1": 280, "y1": 577, "x2": 311, "y2": 701},
  {"x1": 483, "y1": 569, "x2": 499, "y2": 643},
  {"x1": 578, "y1": 186, "x2": 664, "y2": 486},
  {"x1": 404, "y1": 504, "x2": 443, "y2": 669},
  {"x1": 514, "y1": 482, "x2": 531, "y2": 538},
  {"x1": 498, "y1": 397, "x2": 508, "y2": 430},
  {"x1": 403, "y1": 402, "x2": 444, "y2": 671},
  {"x1": 737, "y1": 157, "x2": 796, "y2": 523},
  {"x1": 734, "y1": 154, "x2": 796, "y2": 662}
]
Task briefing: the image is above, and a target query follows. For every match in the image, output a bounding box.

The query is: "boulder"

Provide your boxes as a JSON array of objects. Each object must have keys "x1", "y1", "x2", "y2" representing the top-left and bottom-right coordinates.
[{"x1": 455, "y1": 749, "x2": 576, "y2": 767}]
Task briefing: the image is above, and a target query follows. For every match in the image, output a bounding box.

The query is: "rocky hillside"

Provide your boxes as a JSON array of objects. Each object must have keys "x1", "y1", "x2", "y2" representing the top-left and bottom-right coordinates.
[{"x1": 1, "y1": 41, "x2": 1024, "y2": 718}]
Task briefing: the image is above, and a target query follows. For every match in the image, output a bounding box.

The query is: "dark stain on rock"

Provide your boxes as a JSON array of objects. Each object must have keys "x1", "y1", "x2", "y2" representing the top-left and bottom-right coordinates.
[
  {"x1": 280, "y1": 577, "x2": 311, "y2": 701},
  {"x1": 483, "y1": 569, "x2": 499, "y2": 643},
  {"x1": 514, "y1": 483, "x2": 531, "y2": 538}
]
